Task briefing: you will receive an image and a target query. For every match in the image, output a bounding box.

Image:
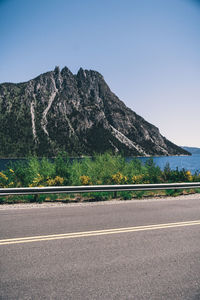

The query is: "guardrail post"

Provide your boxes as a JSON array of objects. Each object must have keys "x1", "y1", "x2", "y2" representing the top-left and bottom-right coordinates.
[{"x1": 33, "y1": 194, "x2": 40, "y2": 202}]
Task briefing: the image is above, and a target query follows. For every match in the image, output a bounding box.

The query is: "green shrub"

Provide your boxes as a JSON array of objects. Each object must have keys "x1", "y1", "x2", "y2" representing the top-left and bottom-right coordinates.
[
  {"x1": 145, "y1": 158, "x2": 163, "y2": 183},
  {"x1": 165, "y1": 189, "x2": 177, "y2": 196},
  {"x1": 54, "y1": 152, "x2": 70, "y2": 183},
  {"x1": 1, "y1": 152, "x2": 199, "y2": 204},
  {"x1": 134, "y1": 191, "x2": 145, "y2": 199},
  {"x1": 32, "y1": 194, "x2": 47, "y2": 203},
  {"x1": 119, "y1": 191, "x2": 133, "y2": 200},
  {"x1": 88, "y1": 192, "x2": 110, "y2": 202}
]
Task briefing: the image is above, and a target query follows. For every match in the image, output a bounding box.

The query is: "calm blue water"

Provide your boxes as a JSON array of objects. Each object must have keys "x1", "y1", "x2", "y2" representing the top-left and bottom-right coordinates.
[
  {"x1": 0, "y1": 155, "x2": 200, "y2": 174},
  {"x1": 136, "y1": 154, "x2": 200, "y2": 174}
]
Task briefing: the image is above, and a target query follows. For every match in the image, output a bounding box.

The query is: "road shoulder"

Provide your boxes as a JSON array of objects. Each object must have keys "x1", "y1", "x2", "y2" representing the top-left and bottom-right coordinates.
[{"x1": 0, "y1": 193, "x2": 199, "y2": 210}]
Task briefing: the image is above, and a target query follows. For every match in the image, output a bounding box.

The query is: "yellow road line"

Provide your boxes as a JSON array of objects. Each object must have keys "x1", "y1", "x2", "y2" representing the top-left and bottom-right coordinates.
[{"x1": 0, "y1": 220, "x2": 200, "y2": 245}]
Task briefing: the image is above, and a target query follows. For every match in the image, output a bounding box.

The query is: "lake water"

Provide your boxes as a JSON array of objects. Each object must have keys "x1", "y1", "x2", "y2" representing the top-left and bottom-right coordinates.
[
  {"x1": 136, "y1": 154, "x2": 200, "y2": 174},
  {"x1": 0, "y1": 155, "x2": 200, "y2": 174}
]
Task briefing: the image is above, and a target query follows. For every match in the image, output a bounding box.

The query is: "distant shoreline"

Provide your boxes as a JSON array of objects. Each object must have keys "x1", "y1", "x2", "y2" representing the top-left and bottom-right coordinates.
[{"x1": 0, "y1": 154, "x2": 192, "y2": 160}]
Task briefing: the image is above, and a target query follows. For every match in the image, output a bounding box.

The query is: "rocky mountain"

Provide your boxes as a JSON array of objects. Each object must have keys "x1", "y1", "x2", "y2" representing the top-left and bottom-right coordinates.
[{"x1": 0, "y1": 66, "x2": 190, "y2": 157}]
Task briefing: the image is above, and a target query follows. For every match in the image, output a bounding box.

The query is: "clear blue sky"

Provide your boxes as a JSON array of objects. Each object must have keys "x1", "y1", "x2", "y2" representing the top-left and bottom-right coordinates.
[{"x1": 0, "y1": 0, "x2": 200, "y2": 147}]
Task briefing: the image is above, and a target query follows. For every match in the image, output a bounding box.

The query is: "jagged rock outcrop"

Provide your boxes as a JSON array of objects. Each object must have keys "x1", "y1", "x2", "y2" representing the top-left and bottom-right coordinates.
[{"x1": 0, "y1": 66, "x2": 190, "y2": 157}]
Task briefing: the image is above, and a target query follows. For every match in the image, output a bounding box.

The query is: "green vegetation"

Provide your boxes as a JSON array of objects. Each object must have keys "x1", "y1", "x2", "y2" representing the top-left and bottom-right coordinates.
[{"x1": 0, "y1": 152, "x2": 200, "y2": 204}]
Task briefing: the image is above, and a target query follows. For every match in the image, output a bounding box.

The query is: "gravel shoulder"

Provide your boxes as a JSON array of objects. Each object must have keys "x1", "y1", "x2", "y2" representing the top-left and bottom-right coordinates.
[{"x1": 0, "y1": 193, "x2": 199, "y2": 210}]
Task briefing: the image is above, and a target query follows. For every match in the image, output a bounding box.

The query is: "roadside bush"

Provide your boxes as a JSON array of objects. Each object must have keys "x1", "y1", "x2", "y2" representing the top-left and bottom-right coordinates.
[
  {"x1": 119, "y1": 191, "x2": 133, "y2": 200},
  {"x1": 1, "y1": 152, "x2": 199, "y2": 204},
  {"x1": 145, "y1": 158, "x2": 163, "y2": 183},
  {"x1": 0, "y1": 171, "x2": 9, "y2": 188},
  {"x1": 165, "y1": 189, "x2": 177, "y2": 196},
  {"x1": 88, "y1": 192, "x2": 111, "y2": 202},
  {"x1": 54, "y1": 152, "x2": 70, "y2": 183},
  {"x1": 111, "y1": 172, "x2": 127, "y2": 184},
  {"x1": 134, "y1": 191, "x2": 145, "y2": 199}
]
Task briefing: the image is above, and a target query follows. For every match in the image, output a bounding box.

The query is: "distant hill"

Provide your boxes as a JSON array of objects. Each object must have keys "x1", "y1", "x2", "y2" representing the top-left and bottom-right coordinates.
[
  {"x1": 181, "y1": 146, "x2": 200, "y2": 155},
  {"x1": 0, "y1": 66, "x2": 190, "y2": 157}
]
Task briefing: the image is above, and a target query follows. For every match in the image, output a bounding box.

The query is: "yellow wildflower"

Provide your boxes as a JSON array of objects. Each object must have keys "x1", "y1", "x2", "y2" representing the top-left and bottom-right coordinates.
[
  {"x1": 0, "y1": 172, "x2": 8, "y2": 181},
  {"x1": 185, "y1": 171, "x2": 193, "y2": 182},
  {"x1": 96, "y1": 180, "x2": 102, "y2": 185},
  {"x1": 46, "y1": 176, "x2": 64, "y2": 186},
  {"x1": 132, "y1": 174, "x2": 144, "y2": 184},
  {"x1": 111, "y1": 172, "x2": 127, "y2": 184},
  {"x1": 80, "y1": 175, "x2": 92, "y2": 185}
]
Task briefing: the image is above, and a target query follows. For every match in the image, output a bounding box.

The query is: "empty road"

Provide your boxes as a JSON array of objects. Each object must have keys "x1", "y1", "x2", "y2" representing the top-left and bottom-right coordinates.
[{"x1": 1, "y1": 195, "x2": 200, "y2": 299}]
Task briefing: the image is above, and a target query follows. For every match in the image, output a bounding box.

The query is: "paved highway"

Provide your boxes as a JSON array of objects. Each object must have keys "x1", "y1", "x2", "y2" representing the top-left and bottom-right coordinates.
[{"x1": 1, "y1": 196, "x2": 200, "y2": 299}]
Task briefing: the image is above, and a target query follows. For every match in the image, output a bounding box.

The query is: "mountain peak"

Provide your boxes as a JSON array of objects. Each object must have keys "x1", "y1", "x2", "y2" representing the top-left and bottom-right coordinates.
[
  {"x1": 54, "y1": 65, "x2": 60, "y2": 74},
  {"x1": 77, "y1": 67, "x2": 104, "y2": 79},
  {"x1": 61, "y1": 66, "x2": 74, "y2": 77}
]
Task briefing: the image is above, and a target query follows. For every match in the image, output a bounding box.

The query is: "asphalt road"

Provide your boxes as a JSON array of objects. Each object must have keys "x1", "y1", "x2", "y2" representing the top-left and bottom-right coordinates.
[{"x1": 1, "y1": 196, "x2": 200, "y2": 299}]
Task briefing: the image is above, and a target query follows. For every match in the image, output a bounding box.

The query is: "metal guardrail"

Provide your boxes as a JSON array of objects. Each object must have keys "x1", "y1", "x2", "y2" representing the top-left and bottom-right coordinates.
[{"x1": 0, "y1": 182, "x2": 200, "y2": 196}]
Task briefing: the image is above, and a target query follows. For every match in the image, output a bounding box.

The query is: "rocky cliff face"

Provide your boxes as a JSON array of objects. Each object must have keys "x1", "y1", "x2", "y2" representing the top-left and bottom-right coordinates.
[{"x1": 0, "y1": 66, "x2": 189, "y2": 157}]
